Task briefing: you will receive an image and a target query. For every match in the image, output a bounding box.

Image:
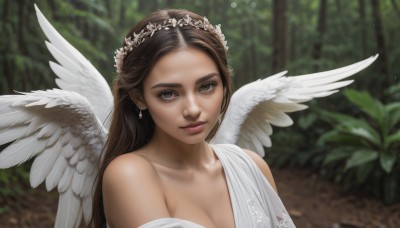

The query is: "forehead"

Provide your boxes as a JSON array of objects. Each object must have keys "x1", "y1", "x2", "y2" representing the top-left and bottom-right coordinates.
[{"x1": 145, "y1": 48, "x2": 219, "y2": 86}]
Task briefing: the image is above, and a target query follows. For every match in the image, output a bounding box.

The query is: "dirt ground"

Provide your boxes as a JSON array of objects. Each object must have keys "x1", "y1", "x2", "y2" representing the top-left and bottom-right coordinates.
[{"x1": 0, "y1": 168, "x2": 399, "y2": 228}]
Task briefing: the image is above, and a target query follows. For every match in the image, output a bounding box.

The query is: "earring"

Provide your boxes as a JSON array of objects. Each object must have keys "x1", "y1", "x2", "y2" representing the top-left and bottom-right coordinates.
[{"x1": 139, "y1": 110, "x2": 142, "y2": 119}]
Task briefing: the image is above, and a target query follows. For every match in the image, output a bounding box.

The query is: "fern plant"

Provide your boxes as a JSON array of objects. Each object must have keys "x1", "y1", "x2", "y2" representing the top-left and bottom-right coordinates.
[{"x1": 317, "y1": 89, "x2": 400, "y2": 204}]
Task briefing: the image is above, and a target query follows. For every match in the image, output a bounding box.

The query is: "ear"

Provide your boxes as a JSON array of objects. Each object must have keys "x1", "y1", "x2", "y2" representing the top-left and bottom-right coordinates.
[{"x1": 128, "y1": 89, "x2": 147, "y2": 110}]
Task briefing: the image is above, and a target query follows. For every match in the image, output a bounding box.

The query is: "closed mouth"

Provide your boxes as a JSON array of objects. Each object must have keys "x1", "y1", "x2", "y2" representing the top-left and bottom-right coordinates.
[{"x1": 181, "y1": 121, "x2": 206, "y2": 128}]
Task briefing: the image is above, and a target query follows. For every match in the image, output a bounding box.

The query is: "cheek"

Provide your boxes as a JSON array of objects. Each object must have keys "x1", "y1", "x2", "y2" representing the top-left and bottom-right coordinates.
[
  {"x1": 145, "y1": 98, "x2": 174, "y2": 121},
  {"x1": 207, "y1": 86, "x2": 224, "y2": 115}
]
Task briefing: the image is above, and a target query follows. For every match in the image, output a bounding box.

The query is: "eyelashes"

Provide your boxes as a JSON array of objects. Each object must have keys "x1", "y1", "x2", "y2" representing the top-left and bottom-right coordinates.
[
  {"x1": 157, "y1": 81, "x2": 218, "y2": 102},
  {"x1": 158, "y1": 90, "x2": 177, "y2": 101},
  {"x1": 199, "y1": 82, "x2": 217, "y2": 93}
]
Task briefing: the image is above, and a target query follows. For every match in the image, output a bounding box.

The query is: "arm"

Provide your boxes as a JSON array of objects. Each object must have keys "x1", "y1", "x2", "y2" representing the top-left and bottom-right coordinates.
[
  {"x1": 102, "y1": 153, "x2": 171, "y2": 228},
  {"x1": 242, "y1": 149, "x2": 278, "y2": 193}
]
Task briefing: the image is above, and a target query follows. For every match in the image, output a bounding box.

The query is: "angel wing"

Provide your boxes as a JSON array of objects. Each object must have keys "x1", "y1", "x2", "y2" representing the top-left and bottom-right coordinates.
[
  {"x1": 0, "y1": 89, "x2": 107, "y2": 227},
  {"x1": 34, "y1": 4, "x2": 114, "y2": 128},
  {"x1": 0, "y1": 5, "x2": 114, "y2": 228},
  {"x1": 212, "y1": 55, "x2": 378, "y2": 157}
]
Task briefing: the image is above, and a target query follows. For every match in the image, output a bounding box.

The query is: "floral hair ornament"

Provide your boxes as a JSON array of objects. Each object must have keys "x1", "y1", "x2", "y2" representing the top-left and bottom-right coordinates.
[{"x1": 114, "y1": 14, "x2": 228, "y2": 73}]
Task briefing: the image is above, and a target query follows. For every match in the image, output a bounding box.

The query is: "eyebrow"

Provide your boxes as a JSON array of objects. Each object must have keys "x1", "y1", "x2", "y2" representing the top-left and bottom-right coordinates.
[{"x1": 150, "y1": 73, "x2": 219, "y2": 89}]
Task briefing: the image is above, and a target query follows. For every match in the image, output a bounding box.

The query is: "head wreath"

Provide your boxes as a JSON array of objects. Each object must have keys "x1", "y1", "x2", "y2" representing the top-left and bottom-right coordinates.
[{"x1": 114, "y1": 15, "x2": 228, "y2": 73}]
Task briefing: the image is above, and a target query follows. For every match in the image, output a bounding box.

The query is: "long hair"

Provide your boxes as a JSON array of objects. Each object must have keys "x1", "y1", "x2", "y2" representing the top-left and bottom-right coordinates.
[{"x1": 90, "y1": 9, "x2": 233, "y2": 227}]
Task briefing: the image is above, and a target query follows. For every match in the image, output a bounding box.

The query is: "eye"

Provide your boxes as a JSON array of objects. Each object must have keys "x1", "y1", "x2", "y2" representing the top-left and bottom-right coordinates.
[
  {"x1": 158, "y1": 90, "x2": 178, "y2": 101},
  {"x1": 200, "y1": 82, "x2": 217, "y2": 93}
]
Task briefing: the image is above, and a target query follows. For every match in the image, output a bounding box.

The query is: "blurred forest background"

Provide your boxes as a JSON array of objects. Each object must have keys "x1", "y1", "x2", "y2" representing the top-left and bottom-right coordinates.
[{"x1": 1, "y1": 0, "x2": 400, "y2": 226}]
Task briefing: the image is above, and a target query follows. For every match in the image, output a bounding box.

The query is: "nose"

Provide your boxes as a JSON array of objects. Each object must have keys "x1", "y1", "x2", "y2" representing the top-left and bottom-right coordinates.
[{"x1": 182, "y1": 94, "x2": 201, "y2": 119}]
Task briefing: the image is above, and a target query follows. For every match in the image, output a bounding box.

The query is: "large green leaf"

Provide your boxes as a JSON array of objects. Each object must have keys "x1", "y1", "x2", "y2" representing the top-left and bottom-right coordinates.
[
  {"x1": 337, "y1": 120, "x2": 381, "y2": 146},
  {"x1": 323, "y1": 147, "x2": 353, "y2": 165},
  {"x1": 385, "y1": 103, "x2": 400, "y2": 131},
  {"x1": 317, "y1": 130, "x2": 369, "y2": 147},
  {"x1": 344, "y1": 89, "x2": 385, "y2": 127},
  {"x1": 316, "y1": 108, "x2": 358, "y2": 125},
  {"x1": 345, "y1": 149, "x2": 379, "y2": 170},
  {"x1": 380, "y1": 153, "x2": 397, "y2": 173},
  {"x1": 385, "y1": 130, "x2": 400, "y2": 150}
]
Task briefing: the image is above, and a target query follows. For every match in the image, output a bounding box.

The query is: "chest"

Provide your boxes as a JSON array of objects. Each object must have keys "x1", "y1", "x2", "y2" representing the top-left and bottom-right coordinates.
[{"x1": 157, "y1": 165, "x2": 236, "y2": 228}]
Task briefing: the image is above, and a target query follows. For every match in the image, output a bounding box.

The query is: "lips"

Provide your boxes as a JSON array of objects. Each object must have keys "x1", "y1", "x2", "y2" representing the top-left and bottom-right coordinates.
[
  {"x1": 181, "y1": 121, "x2": 207, "y2": 134},
  {"x1": 181, "y1": 121, "x2": 206, "y2": 128}
]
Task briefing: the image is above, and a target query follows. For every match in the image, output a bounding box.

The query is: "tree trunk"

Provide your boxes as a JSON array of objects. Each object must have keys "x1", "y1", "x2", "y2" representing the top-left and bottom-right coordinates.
[
  {"x1": 371, "y1": 0, "x2": 390, "y2": 92},
  {"x1": 105, "y1": 0, "x2": 113, "y2": 18},
  {"x1": 250, "y1": 20, "x2": 258, "y2": 80},
  {"x1": 271, "y1": 0, "x2": 287, "y2": 74},
  {"x1": 204, "y1": 0, "x2": 211, "y2": 15},
  {"x1": 18, "y1": 0, "x2": 29, "y2": 91},
  {"x1": 358, "y1": 0, "x2": 367, "y2": 58},
  {"x1": 3, "y1": 0, "x2": 13, "y2": 94},
  {"x1": 119, "y1": 0, "x2": 126, "y2": 28},
  {"x1": 311, "y1": 0, "x2": 327, "y2": 71},
  {"x1": 47, "y1": 0, "x2": 60, "y2": 20},
  {"x1": 138, "y1": 0, "x2": 158, "y2": 13},
  {"x1": 336, "y1": 0, "x2": 342, "y2": 12},
  {"x1": 288, "y1": 1, "x2": 299, "y2": 62},
  {"x1": 240, "y1": 22, "x2": 253, "y2": 86}
]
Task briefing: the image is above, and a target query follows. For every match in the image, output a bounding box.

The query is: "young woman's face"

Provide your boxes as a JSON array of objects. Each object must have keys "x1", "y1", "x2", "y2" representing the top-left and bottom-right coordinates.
[{"x1": 141, "y1": 47, "x2": 224, "y2": 145}]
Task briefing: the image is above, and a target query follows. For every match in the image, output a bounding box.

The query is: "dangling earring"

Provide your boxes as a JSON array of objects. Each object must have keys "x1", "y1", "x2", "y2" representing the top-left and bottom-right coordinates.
[{"x1": 139, "y1": 110, "x2": 143, "y2": 119}]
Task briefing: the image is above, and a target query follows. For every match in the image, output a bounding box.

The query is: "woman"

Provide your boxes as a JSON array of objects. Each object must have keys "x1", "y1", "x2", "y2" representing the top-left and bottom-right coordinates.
[{"x1": 91, "y1": 9, "x2": 295, "y2": 228}]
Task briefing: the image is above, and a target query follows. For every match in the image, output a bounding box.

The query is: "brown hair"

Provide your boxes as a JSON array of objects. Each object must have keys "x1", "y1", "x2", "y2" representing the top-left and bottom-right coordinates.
[{"x1": 90, "y1": 9, "x2": 232, "y2": 227}]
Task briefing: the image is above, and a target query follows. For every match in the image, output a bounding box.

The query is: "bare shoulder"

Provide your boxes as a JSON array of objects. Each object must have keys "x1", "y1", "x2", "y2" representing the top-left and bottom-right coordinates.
[
  {"x1": 241, "y1": 148, "x2": 278, "y2": 193},
  {"x1": 103, "y1": 152, "x2": 171, "y2": 227}
]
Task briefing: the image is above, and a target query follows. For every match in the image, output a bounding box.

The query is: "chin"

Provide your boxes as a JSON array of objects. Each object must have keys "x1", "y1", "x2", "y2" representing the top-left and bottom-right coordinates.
[
  {"x1": 178, "y1": 135, "x2": 208, "y2": 145},
  {"x1": 175, "y1": 130, "x2": 212, "y2": 145}
]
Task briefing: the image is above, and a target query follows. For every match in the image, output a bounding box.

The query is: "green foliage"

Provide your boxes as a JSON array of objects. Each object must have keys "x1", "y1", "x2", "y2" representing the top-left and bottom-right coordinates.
[
  {"x1": 317, "y1": 89, "x2": 400, "y2": 204},
  {"x1": 0, "y1": 164, "x2": 30, "y2": 214},
  {"x1": 267, "y1": 109, "x2": 327, "y2": 169}
]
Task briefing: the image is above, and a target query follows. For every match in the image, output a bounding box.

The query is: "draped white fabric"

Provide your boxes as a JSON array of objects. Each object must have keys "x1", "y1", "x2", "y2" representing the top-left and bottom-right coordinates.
[
  {"x1": 136, "y1": 144, "x2": 295, "y2": 228},
  {"x1": 138, "y1": 218, "x2": 205, "y2": 228}
]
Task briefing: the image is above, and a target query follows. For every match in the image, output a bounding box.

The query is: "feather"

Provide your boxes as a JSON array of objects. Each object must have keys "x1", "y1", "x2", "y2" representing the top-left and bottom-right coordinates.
[
  {"x1": 0, "y1": 135, "x2": 45, "y2": 168},
  {"x1": 0, "y1": 125, "x2": 27, "y2": 145},
  {"x1": 47, "y1": 127, "x2": 62, "y2": 147},
  {"x1": 45, "y1": 41, "x2": 80, "y2": 76},
  {"x1": 25, "y1": 117, "x2": 45, "y2": 136},
  {"x1": 46, "y1": 154, "x2": 68, "y2": 191},
  {"x1": 76, "y1": 159, "x2": 89, "y2": 174},
  {"x1": 82, "y1": 195, "x2": 93, "y2": 225},
  {"x1": 58, "y1": 165, "x2": 74, "y2": 193},
  {"x1": 49, "y1": 62, "x2": 80, "y2": 84},
  {"x1": 55, "y1": 188, "x2": 81, "y2": 228},
  {"x1": 69, "y1": 151, "x2": 80, "y2": 166},
  {"x1": 0, "y1": 110, "x2": 32, "y2": 128},
  {"x1": 82, "y1": 172, "x2": 95, "y2": 197},
  {"x1": 37, "y1": 122, "x2": 59, "y2": 138},
  {"x1": 30, "y1": 142, "x2": 62, "y2": 188},
  {"x1": 72, "y1": 171, "x2": 86, "y2": 195}
]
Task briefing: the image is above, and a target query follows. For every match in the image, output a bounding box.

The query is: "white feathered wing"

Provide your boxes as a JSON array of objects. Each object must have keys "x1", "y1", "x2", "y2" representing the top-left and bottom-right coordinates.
[
  {"x1": 0, "y1": 89, "x2": 107, "y2": 227},
  {"x1": 0, "y1": 4, "x2": 114, "y2": 228},
  {"x1": 34, "y1": 4, "x2": 114, "y2": 128},
  {"x1": 212, "y1": 55, "x2": 378, "y2": 157}
]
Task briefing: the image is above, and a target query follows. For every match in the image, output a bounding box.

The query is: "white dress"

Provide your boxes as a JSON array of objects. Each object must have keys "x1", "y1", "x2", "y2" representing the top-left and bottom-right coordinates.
[{"x1": 138, "y1": 144, "x2": 296, "y2": 228}]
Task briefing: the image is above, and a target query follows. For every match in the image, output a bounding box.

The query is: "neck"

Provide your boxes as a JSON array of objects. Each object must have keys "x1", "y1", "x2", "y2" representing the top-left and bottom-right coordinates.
[{"x1": 143, "y1": 128, "x2": 216, "y2": 170}]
